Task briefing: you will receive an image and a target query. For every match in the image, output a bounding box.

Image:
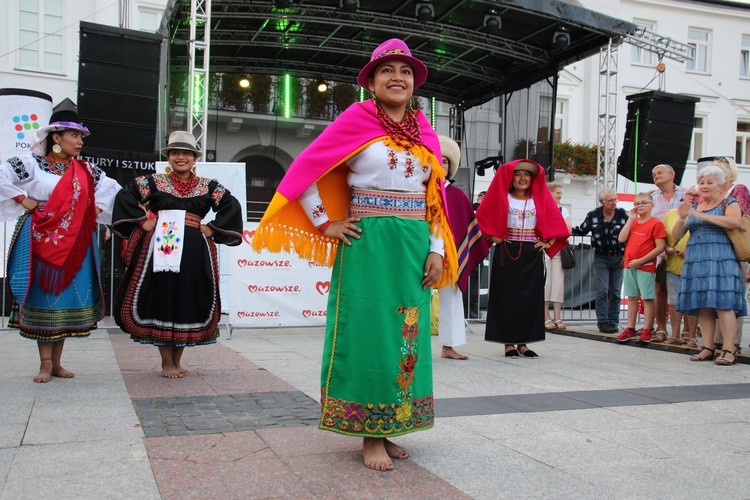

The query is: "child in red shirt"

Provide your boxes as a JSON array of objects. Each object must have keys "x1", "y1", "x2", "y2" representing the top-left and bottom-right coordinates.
[{"x1": 616, "y1": 192, "x2": 666, "y2": 343}]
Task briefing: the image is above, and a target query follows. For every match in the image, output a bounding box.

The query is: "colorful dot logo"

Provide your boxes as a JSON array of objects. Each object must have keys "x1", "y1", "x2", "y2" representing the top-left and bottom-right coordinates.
[{"x1": 13, "y1": 114, "x2": 40, "y2": 140}]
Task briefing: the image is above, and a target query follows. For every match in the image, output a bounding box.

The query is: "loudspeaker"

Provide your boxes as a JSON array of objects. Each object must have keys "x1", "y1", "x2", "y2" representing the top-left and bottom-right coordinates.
[
  {"x1": 617, "y1": 91, "x2": 699, "y2": 185},
  {"x1": 77, "y1": 22, "x2": 162, "y2": 154}
]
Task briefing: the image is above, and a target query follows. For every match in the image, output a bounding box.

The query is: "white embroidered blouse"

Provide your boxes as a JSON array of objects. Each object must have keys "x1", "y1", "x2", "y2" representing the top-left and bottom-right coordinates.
[
  {"x1": 0, "y1": 154, "x2": 120, "y2": 225},
  {"x1": 299, "y1": 140, "x2": 444, "y2": 255}
]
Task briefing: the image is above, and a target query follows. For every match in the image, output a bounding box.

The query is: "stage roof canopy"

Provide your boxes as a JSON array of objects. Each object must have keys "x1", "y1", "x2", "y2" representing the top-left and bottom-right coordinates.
[{"x1": 165, "y1": 0, "x2": 637, "y2": 108}]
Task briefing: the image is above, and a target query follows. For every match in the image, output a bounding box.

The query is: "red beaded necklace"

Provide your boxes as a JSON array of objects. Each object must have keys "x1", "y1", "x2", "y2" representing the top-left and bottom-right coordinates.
[
  {"x1": 168, "y1": 171, "x2": 199, "y2": 197},
  {"x1": 374, "y1": 100, "x2": 422, "y2": 149},
  {"x1": 45, "y1": 153, "x2": 71, "y2": 176}
]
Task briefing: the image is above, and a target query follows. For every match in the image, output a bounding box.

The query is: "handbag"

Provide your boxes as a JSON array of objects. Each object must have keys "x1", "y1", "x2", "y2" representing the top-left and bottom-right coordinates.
[
  {"x1": 726, "y1": 218, "x2": 750, "y2": 261},
  {"x1": 560, "y1": 244, "x2": 576, "y2": 270},
  {"x1": 721, "y1": 199, "x2": 750, "y2": 261}
]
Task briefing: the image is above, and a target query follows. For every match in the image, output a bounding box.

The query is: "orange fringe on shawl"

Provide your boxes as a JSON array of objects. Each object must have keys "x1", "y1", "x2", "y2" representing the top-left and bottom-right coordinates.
[{"x1": 251, "y1": 138, "x2": 458, "y2": 289}]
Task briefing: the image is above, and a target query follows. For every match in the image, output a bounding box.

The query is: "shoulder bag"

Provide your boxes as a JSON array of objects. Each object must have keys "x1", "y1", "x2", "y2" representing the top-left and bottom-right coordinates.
[
  {"x1": 560, "y1": 243, "x2": 576, "y2": 270},
  {"x1": 721, "y1": 199, "x2": 750, "y2": 261}
]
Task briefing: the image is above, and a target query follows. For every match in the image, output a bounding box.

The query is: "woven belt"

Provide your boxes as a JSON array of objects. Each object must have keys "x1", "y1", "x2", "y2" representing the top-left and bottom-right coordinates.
[
  {"x1": 349, "y1": 188, "x2": 427, "y2": 220},
  {"x1": 185, "y1": 212, "x2": 202, "y2": 229}
]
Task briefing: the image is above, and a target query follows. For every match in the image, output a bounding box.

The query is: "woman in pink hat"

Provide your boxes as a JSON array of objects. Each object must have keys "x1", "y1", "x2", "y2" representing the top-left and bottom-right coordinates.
[
  {"x1": 0, "y1": 99, "x2": 120, "y2": 383},
  {"x1": 252, "y1": 38, "x2": 457, "y2": 471}
]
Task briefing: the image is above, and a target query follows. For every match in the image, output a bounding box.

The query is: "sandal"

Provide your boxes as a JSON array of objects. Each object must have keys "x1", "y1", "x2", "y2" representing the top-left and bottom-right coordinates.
[
  {"x1": 653, "y1": 330, "x2": 668, "y2": 343},
  {"x1": 665, "y1": 337, "x2": 682, "y2": 345},
  {"x1": 554, "y1": 320, "x2": 567, "y2": 330},
  {"x1": 714, "y1": 349, "x2": 737, "y2": 366},
  {"x1": 441, "y1": 346, "x2": 469, "y2": 360},
  {"x1": 544, "y1": 320, "x2": 556, "y2": 330},
  {"x1": 690, "y1": 346, "x2": 715, "y2": 362},
  {"x1": 684, "y1": 338, "x2": 698, "y2": 348}
]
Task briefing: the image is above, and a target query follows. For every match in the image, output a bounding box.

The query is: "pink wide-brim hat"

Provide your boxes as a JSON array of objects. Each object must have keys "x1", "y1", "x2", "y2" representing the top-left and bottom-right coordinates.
[{"x1": 357, "y1": 38, "x2": 428, "y2": 89}]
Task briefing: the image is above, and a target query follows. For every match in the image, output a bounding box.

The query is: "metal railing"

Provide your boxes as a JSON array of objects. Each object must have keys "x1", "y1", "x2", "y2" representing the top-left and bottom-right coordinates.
[{"x1": 463, "y1": 235, "x2": 627, "y2": 326}]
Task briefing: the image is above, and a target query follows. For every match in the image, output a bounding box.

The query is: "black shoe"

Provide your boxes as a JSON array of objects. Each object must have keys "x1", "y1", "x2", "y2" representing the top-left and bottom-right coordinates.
[
  {"x1": 504, "y1": 348, "x2": 519, "y2": 358},
  {"x1": 521, "y1": 348, "x2": 538, "y2": 358},
  {"x1": 607, "y1": 323, "x2": 620, "y2": 333}
]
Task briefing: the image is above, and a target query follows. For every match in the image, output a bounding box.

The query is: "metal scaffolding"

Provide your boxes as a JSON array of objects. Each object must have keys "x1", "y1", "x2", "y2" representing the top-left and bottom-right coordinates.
[
  {"x1": 596, "y1": 28, "x2": 693, "y2": 194},
  {"x1": 187, "y1": 0, "x2": 211, "y2": 156}
]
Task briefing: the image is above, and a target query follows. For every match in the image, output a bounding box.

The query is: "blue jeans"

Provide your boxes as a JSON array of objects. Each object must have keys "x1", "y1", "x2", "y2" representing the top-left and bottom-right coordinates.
[{"x1": 594, "y1": 254, "x2": 623, "y2": 326}]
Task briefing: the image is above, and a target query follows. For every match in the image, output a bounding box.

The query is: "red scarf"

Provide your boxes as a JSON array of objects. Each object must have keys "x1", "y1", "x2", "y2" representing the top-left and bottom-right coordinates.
[
  {"x1": 476, "y1": 159, "x2": 569, "y2": 257},
  {"x1": 32, "y1": 159, "x2": 96, "y2": 294}
]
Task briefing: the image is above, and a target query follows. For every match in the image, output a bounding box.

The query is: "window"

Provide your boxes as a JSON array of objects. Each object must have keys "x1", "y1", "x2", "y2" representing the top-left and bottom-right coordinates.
[
  {"x1": 539, "y1": 95, "x2": 566, "y2": 143},
  {"x1": 690, "y1": 116, "x2": 705, "y2": 162},
  {"x1": 686, "y1": 28, "x2": 711, "y2": 74},
  {"x1": 631, "y1": 20, "x2": 656, "y2": 66},
  {"x1": 17, "y1": 0, "x2": 64, "y2": 73},
  {"x1": 138, "y1": 9, "x2": 160, "y2": 32},
  {"x1": 741, "y1": 35, "x2": 750, "y2": 78},
  {"x1": 737, "y1": 121, "x2": 750, "y2": 166}
]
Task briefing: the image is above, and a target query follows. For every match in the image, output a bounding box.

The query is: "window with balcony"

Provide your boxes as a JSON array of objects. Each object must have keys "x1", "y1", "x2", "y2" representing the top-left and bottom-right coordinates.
[
  {"x1": 17, "y1": 0, "x2": 64, "y2": 74},
  {"x1": 686, "y1": 28, "x2": 711, "y2": 74}
]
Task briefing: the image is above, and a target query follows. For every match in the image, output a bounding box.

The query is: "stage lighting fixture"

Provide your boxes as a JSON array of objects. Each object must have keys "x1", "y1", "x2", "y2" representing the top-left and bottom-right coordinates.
[
  {"x1": 317, "y1": 80, "x2": 328, "y2": 93},
  {"x1": 340, "y1": 0, "x2": 359, "y2": 13},
  {"x1": 474, "y1": 155, "x2": 503, "y2": 176},
  {"x1": 274, "y1": 0, "x2": 291, "y2": 9},
  {"x1": 483, "y1": 9, "x2": 501, "y2": 35},
  {"x1": 239, "y1": 77, "x2": 250, "y2": 89},
  {"x1": 415, "y1": 1, "x2": 434, "y2": 23},
  {"x1": 552, "y1": 26, "x2": 571, "y2": 51}
]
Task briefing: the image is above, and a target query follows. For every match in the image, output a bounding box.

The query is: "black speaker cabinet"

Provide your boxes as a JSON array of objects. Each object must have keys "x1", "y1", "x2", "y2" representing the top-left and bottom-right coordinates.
[
  {"x1": 617, "y1": 91, "x2": 700, "y2": 185},
  {"x1": 77, "y1": 22, "x2": 162, "y2": 154}
]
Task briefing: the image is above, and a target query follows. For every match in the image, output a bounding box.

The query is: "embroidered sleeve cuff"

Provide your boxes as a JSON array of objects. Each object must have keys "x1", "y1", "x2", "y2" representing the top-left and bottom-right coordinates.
[{"x1": 12, "y1": 194, "x2": 26, "y2": 204}]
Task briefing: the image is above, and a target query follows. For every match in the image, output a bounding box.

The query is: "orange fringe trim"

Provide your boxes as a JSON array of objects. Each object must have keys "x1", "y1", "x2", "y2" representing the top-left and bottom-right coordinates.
[
  {"x1": 252, "y1": 137, "x2": 458, "y2": 288},
  {"x1": 251, "y1": 223, "x2": 339, "y2": 268}
]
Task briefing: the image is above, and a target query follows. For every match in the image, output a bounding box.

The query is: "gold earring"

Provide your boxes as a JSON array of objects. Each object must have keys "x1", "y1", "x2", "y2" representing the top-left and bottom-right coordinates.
[
  {"x1": 52, "y1": 144, "x2": 62, "y2": 154},
  {"x1": 164, "y1": 165, "x2": 172, "y2": 174},
  {"x1": 191, "y1": 166, "x2": 197, "y2": 174}
]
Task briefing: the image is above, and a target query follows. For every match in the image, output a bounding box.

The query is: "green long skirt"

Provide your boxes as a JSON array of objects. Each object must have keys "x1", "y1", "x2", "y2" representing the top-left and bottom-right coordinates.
[{"x1": 319, "y1": 216, "x2": 434, "y2": 438}]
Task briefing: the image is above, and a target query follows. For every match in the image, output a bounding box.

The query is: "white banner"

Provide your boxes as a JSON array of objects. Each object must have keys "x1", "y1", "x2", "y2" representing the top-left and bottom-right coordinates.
[
  {"x1": 229, "y1": 222, "x2": 333, "y2": 327},
  {"x1": 0, "y1": 89, "x2": 52, "y2": 162}
]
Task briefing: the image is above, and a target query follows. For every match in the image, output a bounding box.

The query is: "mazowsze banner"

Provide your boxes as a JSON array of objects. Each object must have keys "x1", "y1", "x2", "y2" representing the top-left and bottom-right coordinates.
[{"x1": 229, "y1": 222, "x2": 333, "y2": 327}]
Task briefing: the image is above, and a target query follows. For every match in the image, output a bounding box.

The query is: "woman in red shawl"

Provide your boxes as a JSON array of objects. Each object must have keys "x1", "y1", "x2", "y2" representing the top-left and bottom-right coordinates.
[{"x1": 476, "y1": 160, "x2": 569, "y2": 358}]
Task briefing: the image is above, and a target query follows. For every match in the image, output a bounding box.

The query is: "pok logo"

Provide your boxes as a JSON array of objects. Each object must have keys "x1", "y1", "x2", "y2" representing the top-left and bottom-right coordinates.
[{"x1": 12, "y1": 114, "x2": 41, "y2": 140}]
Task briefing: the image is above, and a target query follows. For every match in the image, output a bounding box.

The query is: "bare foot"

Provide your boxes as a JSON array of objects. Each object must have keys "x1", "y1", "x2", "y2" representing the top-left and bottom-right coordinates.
[
  {"x1": 52, "y1": 365, "x2": 75, "y2": 378},
  {"x1": 363, "y1": 438, "x2": 394, "y2": 471},
  {"x1": 161, "y1": 367, "x2": 183, "y2": 378},
  {"x1": 441, "y1": 346, "x2": 469, "y2": 360},
  {"x1": 176, "y1": 366, "x2": 188, "y2": 376},
  {"x1": 383, "y1": 439, "x2": 409, "y2": 460},
  {"x1": 34, "y1": 359, "x2": 53, "y2": 383}
]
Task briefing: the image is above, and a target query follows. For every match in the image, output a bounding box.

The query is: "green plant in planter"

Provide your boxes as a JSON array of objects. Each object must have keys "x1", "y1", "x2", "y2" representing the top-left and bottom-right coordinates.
[
  {"x1": 305, "y1": 79, "x2": 331, "y2": 119},
  {"x1": 169, "y1": 71, "x2": 188, "y2": 104},
  {"x1": 250, "y1": 74, "x2": 272, "y2": 113},
  {"x1": 219, "y1": 73, "x2": 250, "y2": 111},
  {"x1": 553, "y1": 141, "x2": 600, "y2": 177},
  {"x1": 331, "y1": 82, "x2": 358, "y2": 114}
]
